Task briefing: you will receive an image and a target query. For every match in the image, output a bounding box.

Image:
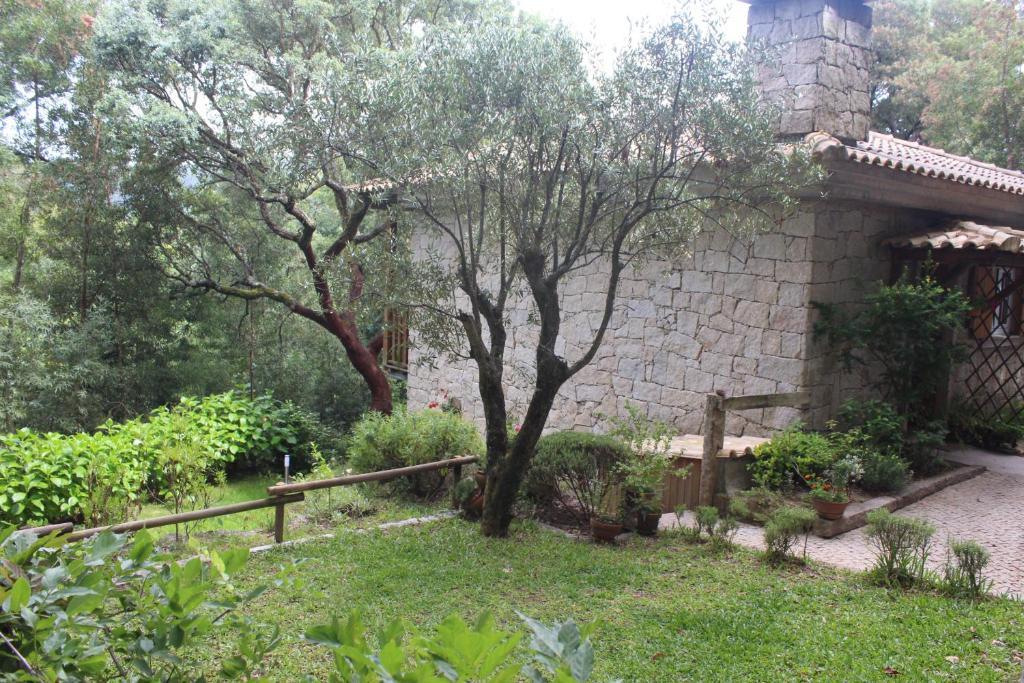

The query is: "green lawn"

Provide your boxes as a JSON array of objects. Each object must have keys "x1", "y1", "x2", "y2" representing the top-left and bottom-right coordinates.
[
  {"x1": 198, "y1": 517, "x2": 1024, "y2": 682},
  {"x1": 139, "y1": 475, "x2": 446, "y2": 548}
]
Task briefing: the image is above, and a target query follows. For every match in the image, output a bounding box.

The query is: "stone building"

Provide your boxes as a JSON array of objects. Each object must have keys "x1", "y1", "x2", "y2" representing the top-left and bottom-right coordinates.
[{"x1": 403, "y1": 0, "x2": 1024, "y2": 437}]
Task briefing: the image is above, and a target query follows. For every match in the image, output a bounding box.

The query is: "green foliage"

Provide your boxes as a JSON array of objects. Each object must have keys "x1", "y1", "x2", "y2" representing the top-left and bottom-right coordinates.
[
  {"x1": 0, "y1": 391, "x2": 322, "y2": 527},
  {"x1": 526, "y1": 431, "x2": 629, "y2": 524},
  {"x1": 608, "y1": 405, "x2": 677, "y2": 514},
  {"x1": 0, "y1": 527, "x2": 286, "y2": 681},
  {"x1": 943, "y1": 539, "x2": 993, "y2": 599},
  {"x1": 873, "y1": 0, "x2": 1024, "y2": 169},
  {"x1": 763, "y1": 506, "x2": 817, "y2": 565},
  {"x1": 813, "y1": 274, "x2": 970, "y2": 425},
  {"x1": 749, "y1": 424, "x2": 836, "y2": 491},
  {"x1": 346, "y1": 408, "x2": 484, "y2": 497},
  {"x1": 865, "y1": 509, "x2": 935, "y2": 588},
  {"x1": 859, "y1": 450, "x2": 910, "y2": 493},
  {"x1": 837, "y1": 399, "x2": 904, "y2": 455},
  {"x1": 947, "y1": 399, "x2": 1024, "y2": 452},
  {"x1": 727, "y1": 488, "x2": 786, "y2": 525},
  {"x1": 295, "y1": 447, "x2": 375, "y2": 526},
  {"x1": 304, "y1": 609, "x2": 614, "y2": 683},
  {"x1": 695, "y1": 506, "x2": 720, "y2": 537}
]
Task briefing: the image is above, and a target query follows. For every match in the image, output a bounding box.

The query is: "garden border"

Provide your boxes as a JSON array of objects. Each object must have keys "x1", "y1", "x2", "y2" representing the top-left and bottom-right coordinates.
[{"x1": 810, "y1": 461, "x2": 987, "y2": 538}]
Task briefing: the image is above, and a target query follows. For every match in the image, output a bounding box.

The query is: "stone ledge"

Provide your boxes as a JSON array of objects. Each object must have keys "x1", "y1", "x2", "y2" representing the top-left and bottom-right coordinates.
[{"x1": 812, "y1": 462, "x2": 987, "y2": 538}]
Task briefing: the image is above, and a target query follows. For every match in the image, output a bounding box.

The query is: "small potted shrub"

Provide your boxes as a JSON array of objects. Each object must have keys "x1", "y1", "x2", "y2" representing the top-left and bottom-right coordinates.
[
  {"x1": 806, "y1": 455, "x2": 862, "y2": 520},
  {"x1": 590, "y1": 508, "x2": 624, "y2": 543},
  {"x1": 586, "y1": 477, "x2": 624, "y2": 543},
  {"x1": 611, "y1": 405, "x2": 676, "y2": 537}
]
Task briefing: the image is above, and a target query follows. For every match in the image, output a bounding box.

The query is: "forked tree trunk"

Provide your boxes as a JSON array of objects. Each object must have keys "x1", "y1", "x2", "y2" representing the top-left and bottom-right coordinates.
[{"x1": 481, "y1": 379, "x2": 561, "y2": 537}]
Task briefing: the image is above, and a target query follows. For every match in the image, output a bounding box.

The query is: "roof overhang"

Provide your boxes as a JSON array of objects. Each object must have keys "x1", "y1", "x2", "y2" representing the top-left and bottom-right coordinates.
[{"x1": 803, "y1": 132, "x2": 1024, "y2": 229}]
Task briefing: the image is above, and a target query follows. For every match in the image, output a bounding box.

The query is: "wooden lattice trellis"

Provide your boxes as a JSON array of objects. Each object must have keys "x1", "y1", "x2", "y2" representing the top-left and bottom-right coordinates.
[{"x1": 961, "y1": 264, "x2": 1024, "y2": 418}]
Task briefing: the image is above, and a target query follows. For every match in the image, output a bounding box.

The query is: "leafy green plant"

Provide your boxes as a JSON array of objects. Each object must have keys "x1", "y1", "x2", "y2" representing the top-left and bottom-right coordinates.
[
  {"x1": 805, "y1": 454, "x2": 863, "y2": 504},
  {"x1": 749, "y1": 424, "x2": 836, "y2": 491},
  {"x1": 814, "y1": 274, "x2": 970, "y2": 426},
  {"x1": 0, "y1": 390, "x2": 323, "y2": 527},
  {"x1": 943, "y1": 539, "x2": 993, "y2": 599},
  {"x1": 763, "y1": 506, "x2": 817, "y2": 564},
  {"x1": 836, "y1": 399, "x2": 904, "y2": 455},
  {"x1": 525, "y1": 432, "x2": 629, "y2": 525},
  {"x1": 865, "y1": 508, "x2": 935, "y2": 587},
  {"x1": 304, "y1": 609, "x2": 617, "y2": 682},
  {"x1": 947, "y1": 399, "x2": 1024, "y2": 452},
  {"x1": 0, "y1": 527, "x2": 289, "y2": 681},
  {"x1": 346, "y1": 408, "x2": 485, "y2": 498},
  {"x1": 695, "y1": 506, "x2": 719, "y2": 537},
  {"x1": 727, "y1": 488, "x2": 785, "y2": 524},
  {"x1": 608, "y1": 405, "x2": 676, "y2": 516},
  {"x1": 859, "y1": 450, "x2": 910, "y2": 493}
]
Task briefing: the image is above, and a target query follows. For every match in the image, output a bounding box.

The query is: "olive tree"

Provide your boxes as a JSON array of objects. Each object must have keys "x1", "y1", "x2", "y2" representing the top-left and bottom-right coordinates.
[
  {"x1": 92, "y1": 0, "x2": 501, "y2": 413},
  {"x1": 385, "y1": 15, "x2": 814, "y2": 536}
]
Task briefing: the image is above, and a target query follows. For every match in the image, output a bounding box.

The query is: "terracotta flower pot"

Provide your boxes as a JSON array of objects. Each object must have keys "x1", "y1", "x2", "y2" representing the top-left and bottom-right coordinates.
[
  {"x1": 636, "y1": 511, "x2": 661, "y2": 537},
  {"x1": 811, "y1": 498, "x2": 849, "y2": 520},
  {"x1": 590, "y1": 519, "x2": 623, "y2": 543},
  {"x1": 466, "y1": 492, "x2": 485, "y2": 516}
]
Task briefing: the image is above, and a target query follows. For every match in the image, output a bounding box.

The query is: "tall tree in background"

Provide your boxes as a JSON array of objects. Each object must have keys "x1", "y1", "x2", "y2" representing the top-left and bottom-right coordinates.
[
  {"x1": 388, "y1": 15, "x2": 813, "y2": 536},
  {"x1": 94, "y1": 0, "x2": 501, "y2": 415},
  {"x1": 872, "y1": 0, "x2": 1024, "y2": 169}
]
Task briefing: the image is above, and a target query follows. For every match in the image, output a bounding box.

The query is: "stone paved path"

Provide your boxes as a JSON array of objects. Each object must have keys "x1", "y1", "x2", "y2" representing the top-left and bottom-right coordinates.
[{"x1": 662, "y1": 447, "x2": 1024, "y2": 597}]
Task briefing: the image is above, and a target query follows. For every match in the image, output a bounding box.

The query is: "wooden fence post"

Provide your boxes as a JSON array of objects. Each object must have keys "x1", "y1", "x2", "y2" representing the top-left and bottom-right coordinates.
[
  {"x1": 273, "y1": 492, "x2": 286, "y2": 544},
  {"x1": 698, "y1": 391, "x2": 726, "y2": 507}
]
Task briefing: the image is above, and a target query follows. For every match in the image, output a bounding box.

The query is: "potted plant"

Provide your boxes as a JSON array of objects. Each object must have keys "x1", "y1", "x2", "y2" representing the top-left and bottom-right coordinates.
[
  {"x1": 590, "y1": 511, "x2": 624, "y2": 543},
  {"x1": 611, "y1": 405, "x2": 676, "y2": 537},
  {"x1": 806, "y1": 456, "x2": 863, "y2": 520}
]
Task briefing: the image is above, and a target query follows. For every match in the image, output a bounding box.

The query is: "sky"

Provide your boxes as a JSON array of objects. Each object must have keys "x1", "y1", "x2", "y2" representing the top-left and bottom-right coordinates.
[{"x1": 512, "y1": 0, "x2": 749, "y2": 65}]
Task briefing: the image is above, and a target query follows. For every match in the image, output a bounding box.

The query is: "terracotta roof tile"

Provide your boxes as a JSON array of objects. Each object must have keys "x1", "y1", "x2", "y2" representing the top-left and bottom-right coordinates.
[
  {"x1": 807, "y1": 131, "x2": 1024, "y2": 196},
  {"x1": 883, "y1": 220, "x2": 1024, "y2": 253}
]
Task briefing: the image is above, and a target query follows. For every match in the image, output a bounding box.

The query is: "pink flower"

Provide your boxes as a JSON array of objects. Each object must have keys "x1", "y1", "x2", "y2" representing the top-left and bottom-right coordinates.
[
  {"x1": 427, "y1": 401, "x2": 439, "y2": 409},
  {"x1": 514, "y1": 424, "x2": 522, "y2": 433}
]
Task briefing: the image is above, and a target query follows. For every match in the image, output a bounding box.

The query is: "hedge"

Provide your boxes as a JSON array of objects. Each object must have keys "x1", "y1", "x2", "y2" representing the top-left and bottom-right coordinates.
[{"x1": 0, "y1": 391, "x2": 324, "y2": 527}]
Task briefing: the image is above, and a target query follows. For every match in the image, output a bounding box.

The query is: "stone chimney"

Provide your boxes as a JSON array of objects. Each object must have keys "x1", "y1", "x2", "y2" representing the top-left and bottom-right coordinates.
[{"x1": 746, "y1": 0, "x2": 873, "y2": 142}]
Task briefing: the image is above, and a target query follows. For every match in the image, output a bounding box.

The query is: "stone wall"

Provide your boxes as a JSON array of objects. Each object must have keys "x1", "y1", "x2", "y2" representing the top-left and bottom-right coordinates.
[
  {"x1": 802, "y1": 202, "x2": 935, "y2": 425},
  {"x1": 406, "y1": 202, "x2": 933, "y2": 438},
  {"x1": 409, "y1": 209, "x2": 822, "y2": 438},
  {"x1": 748, "y1": 0, "x2": 872, "y2": 141}
]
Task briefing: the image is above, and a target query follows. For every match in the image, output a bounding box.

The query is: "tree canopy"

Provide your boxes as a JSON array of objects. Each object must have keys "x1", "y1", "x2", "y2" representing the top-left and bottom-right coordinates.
[
  {"x1": 872, "y1": 0, "x2": 1024, "y2": 169},
  {"x1": 385, "y1": 12, "x2": 814, "y2": 535}
]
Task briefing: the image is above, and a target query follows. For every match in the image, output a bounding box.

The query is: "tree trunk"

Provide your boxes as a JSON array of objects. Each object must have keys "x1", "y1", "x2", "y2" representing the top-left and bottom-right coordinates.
[
  {"x1": 341, "y1": 333, "x2": 393, "y2": 414},
  {"x1": 481, "y1": 374, "x2": 561, "y2": 537}
]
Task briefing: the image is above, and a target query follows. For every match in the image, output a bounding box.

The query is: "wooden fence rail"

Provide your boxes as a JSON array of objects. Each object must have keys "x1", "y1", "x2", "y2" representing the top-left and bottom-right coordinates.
[
  {"x1": 698, "y1": 390, "x2": 810, "y2": 506},
  {"x1": 17, "y1": 456, "x2": 478, "y2": 545}
]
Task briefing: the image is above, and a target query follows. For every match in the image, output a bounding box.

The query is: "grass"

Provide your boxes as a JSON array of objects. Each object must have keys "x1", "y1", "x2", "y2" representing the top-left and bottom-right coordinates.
[
  {"x1": 197, "y1": 517, "x2": 1024, "y2": 682},
  {"x1": 138, "y1": 474, "x2": 446, "y2": 549}
]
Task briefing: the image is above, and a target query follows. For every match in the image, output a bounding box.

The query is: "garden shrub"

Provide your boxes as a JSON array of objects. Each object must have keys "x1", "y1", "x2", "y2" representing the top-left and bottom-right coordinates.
[
  {"x1": 947, "y1": 399, "x2": 1024, "y2": 452},
  {"x1": 837, "y1": 399, "x2": 904, "y2": 455},
  {"x1": 728, "y1": 487, "x2": 785, "y2": 524},
  {"x1": 859, "y1": 450, "x2": 910, "y2": 493},
  {"x1": 0, "y1": 527, "x2": 290, "y2": 681},
  {"x1": 346, "y1": 408, "x2": 484, "y2": 497},
  {"x1": 749, "y1": 424, "x2": 836, "y2": 490},
  {"x1": 865, "y1": 508, "x2": 935, "y2": 587},
  {"x1": 943, "y1": 539, "x2": 993, "y2": 599},
  {"x1": 0, "y1": 391, "x2": 322, "y2": 527},
  {"x1": 763, "y1": 506, "x2": 816, "y2": 564},
  {"x1": 524, "y1": 431, "x2": 630, "y2": 523},
  {"x1": 695, "y1": 505, "x2": 719, "y2": 537}
]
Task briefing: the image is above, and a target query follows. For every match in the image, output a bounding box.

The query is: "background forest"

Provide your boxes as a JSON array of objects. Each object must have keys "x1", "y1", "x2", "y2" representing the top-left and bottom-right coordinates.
[{"x1": 0, "y1": 0, "x2": 1021, "y2": 438}]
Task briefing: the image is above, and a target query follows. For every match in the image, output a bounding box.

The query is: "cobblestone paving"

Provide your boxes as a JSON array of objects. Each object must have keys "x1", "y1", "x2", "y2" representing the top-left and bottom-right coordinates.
[{"x1": 662, "y1": 448, "x2": 1024, "y2": 597}]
